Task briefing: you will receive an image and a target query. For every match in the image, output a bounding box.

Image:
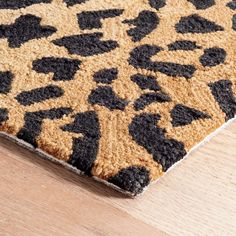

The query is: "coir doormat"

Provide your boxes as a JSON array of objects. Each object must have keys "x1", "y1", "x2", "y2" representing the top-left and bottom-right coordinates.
[{"x1": 0, "y1": 0, "x2": 235, "y2": 196}]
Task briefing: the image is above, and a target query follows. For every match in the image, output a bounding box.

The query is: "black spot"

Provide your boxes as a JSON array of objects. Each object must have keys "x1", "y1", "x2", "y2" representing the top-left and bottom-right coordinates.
[
  {"x1": 0, "y1": 0, "x2": 51, "y2": 9},
  {"x1": 61, "y1": 111, "x2": 100, "y2": 174},
  {"x1": 88, "y1": 86, "x2": 128, "y2": 111},
  {"x1": 32, "y1": 57, "x2": 81, "y2": 81},
  {"x1": 77, "y1": 9, "x2": 124, "y2": 30},
  {"x1": 175, "y1": 14, "x2": 224, "y2": 34},
  {"x1": 61, "y1": 112, "x2": 99, "y2": 137},
  {"x1": 131, "y1": 74, "x2": 160, "y2": 91},
  {"x1": 200, "y1": 47, "x2": 226, "y2": 67},
  {"x1": 17, "y1": 108, "x2": 72, "y2": 147},
  {"x1": 52, "y1": 33, "x2": 118, "y2": 56},
  {"x1": 134, "y1": 92, "x2": 171, "y2": 111},
  {"x1": 209, "y1": 80, "x2": 236, "y2": 121},
  {"x1": 0, "y1": 71, "x2": 13, "y2": 94},
  {"x1": 129, "y1": 44, "x2": 163, "y2": 67},
  {"x1": 171, "y1": 104, "x2": 211, "y2": 127},
  {"x1": 108, "y1": 166, "x2": 150, "y2": 195},
  {"x1": 0, "y1": 14, "x2": 56, "y2": 48},
  {"x1": 64, "y1": 0, "x2": 88, "y2": 6},
  {"x1": 149, "y1": 0, "x2": 166, "y2": 10},
  {"x1": 93, "y1": 68, "x2": 118, "y2": 84},
  {"x1": 129, "y1": 113, "x2": 186, "y2": 171},
  {"x1": 15, "y1": 85, "x2": 64, "y2": 106},
  {"x1": 168, "y1": 40, "x2": 201, "y2": 51},
  {"x1": 129, "y1": 45, "x2": 196, "y2": 79},
  {"x1": 123, "y1": 11, "x2": 159, "y2": 42},
  {"x1": 188, "y1": 0, "x2": 215, "y2": 9},
  {"x1": 0, "y1": 108, "x2": 8, "y2": 124},
  {"x1": 153, "y1": 62, "x2": 196, "y2": 79},
  {"x1": 226, "y1": 0, "x2": 236, "y2": 10},
  {"x1": 233, "y1": 14, "x2": 236, "y2": 31}
]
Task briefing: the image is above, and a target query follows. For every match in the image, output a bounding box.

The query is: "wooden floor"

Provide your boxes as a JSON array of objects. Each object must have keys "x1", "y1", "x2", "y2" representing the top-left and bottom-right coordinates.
[{"x1": 0, "y1": 121, "x2": 236, "y2": 236}]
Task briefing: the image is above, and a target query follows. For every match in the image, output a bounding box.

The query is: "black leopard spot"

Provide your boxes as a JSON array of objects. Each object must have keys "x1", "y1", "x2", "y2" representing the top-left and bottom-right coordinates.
[
  {"x1": 88, "y1": 86, "x2": 128, "y2": 111},
  {"x1": 32, "y1": 57, "x2": 81, "y2": 81},
  {"x1": 131, "y1": 74, "x2": 160, "y2": 91},
  {"x1": 77, "y1": 9, "x2": 124, "y2": 30},
  {"x1": 134, "y1": 92, "x2": 171, "y2": 111},
  {"x1": 188, "y1": 0, "x2": 215, "y2": 9},
  {"x1": 129, "y1": 113, "x2": 186, "y2": 171},
  {"x1": 129, "y1": 45, "x2": 196, "y2": 79},
  {"x1": 108, "y1": 166, "x2": 150, "y2": 195},
  {"x1": 0, "y1": 71, "x2": 13, "y2": 94},
  {"x1": 168, "y1": 40, "x2": 201, "y2": 51},
  {"x1": 0, "y1": 14, "x2": 56, "y2": 48},
  {"x1": 61, "y1": 112, "x2": 100, "y2": 137},
  {"x1": 17, "y1": 108, "x2": 72, "y2": 147},
  {"x1": 175, "y1": 14, "x2": 224, "y2": 34},
  {"x1": 209, "y1": 80, "x2": 236, "y2": 121},
  {"x1": 64, "y1": 0, "x2": 88, "y2": 6},
  {"x1": 171, "y1": 104, "x2": 211, "y2": 127},
  {"x1": 200, "y1": 47, "x2": 226, "y2": 67},
  {"x1": 227, "y1": 0, "x2": 236, "y2": 10},
  {"x1": 52, "y1": 33, "x2": 118, "y2": 56},
  {"x1": 123, "y1": 11, "x2": 159, "y2": 42},
  {"x1": 93, "y1": 68, "x2": 118, "y2": 84},
  {"x1": 61, "y1": 111, "x2": 101, "y2": 174},
  {"x1": 149, "y1": 0, "x2": 166, "y2": 10},
  {"x1": 129, "y1": 44, "x2": 163, "y2": 68},
  {"x1": 0, "y1": 0, "x2": 51, "y2": 9},
  {"x1": 0, "y1": 108, "x2": 8, "y2": 124},
  {"x1": 233, "y1": 14, "x2": 236, "y2": 31},
  {"x1": 15, "y1": 85, "x2": 64, "y2": 106}
]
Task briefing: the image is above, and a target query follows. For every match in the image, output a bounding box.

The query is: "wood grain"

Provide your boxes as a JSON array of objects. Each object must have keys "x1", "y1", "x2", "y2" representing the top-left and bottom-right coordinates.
[{"x1": 0, "y1": 120, "x2": 236, "y2": 236}]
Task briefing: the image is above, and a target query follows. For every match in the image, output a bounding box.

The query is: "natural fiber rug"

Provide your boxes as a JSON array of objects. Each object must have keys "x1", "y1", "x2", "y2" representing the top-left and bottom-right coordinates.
[{"x1": 0, "y1": 0, "x2": 235, "y2": 196}]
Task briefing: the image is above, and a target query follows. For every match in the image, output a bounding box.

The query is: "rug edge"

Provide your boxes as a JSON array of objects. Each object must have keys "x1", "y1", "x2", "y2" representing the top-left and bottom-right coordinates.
[
  {"x1": 0, "y1": 131, "x2": 136, "y2": 198},
  {"x1": 0, "y1": 115, "x2": 235, "y2": 197}
]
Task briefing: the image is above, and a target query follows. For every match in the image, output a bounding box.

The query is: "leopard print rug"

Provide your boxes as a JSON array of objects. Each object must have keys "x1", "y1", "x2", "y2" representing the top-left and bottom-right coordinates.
[{"x1": 0, "y1": 0, "x2": 235, "y2": 196}]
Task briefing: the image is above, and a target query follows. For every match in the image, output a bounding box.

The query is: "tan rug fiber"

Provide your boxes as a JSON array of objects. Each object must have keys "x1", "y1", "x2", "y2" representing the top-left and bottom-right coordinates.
[{"x1": 0, "y1": 0, "x2": 235, "y2": 195}]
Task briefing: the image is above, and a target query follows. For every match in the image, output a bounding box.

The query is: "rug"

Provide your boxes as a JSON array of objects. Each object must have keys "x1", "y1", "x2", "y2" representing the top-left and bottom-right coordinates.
[{"x1": 0, "y1": 0, "x2": 235, "y2": 196}]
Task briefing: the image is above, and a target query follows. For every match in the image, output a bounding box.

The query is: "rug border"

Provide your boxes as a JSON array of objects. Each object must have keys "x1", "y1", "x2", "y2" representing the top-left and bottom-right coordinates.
[{"x1": 0, "y1": 116, "x2": 235, "y2": 197}]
